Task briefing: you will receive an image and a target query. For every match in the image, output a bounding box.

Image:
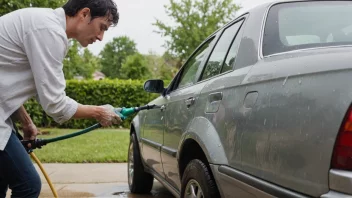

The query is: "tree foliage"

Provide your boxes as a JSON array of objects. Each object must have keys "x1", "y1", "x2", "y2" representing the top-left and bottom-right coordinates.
[
  {"x1": 144, "y1": 52, "x2": 177, "y2": 81},
  {"x1": 0, "y1": 0, "x2": 66, "y2": 16},
  {"x1": 100, "y1": 36, "x2": 138, "y2": 79},
  {"x1": 154, "y1": 0, "x2": 240, "y2": 66},
  {"x1": 63, "y1": 40, "x2": 99, "y2": 79},
  {"x1": 120, "y1": 53, "x2": 150, "y2": 80}
]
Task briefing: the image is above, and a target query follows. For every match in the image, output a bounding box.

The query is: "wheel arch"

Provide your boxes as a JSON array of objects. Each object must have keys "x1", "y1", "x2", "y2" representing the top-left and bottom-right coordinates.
[{"x1": 178, "y1": 117, "x2": 228, "y2": 177}]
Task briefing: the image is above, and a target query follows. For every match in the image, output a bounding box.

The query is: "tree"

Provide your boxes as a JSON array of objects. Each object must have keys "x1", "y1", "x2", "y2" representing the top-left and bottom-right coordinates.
[
  {"x1": 81, "y1": 48, "x2": 101, "y2": 78},
  {"x1": 100, "y1": 36, "x2": 138, "y2": 78},
  {"x1": 120, "y1": 53, "x2": 150, "y2": 80},
  {"x1": 144, "y1": 51, "x2": 177, "y2": 81},
  {"x1": 63, "y1": 40, "x2": 83, "y2": 79},
  {"x1": 0, "y1": 0, "x2": 66, "y2": 16},
  {"x1": 63, "y1": 40, "x2": 98, "y2": 79},
  {"x1": 154, "y1": 0, "x2": 240, "y2": 67}
]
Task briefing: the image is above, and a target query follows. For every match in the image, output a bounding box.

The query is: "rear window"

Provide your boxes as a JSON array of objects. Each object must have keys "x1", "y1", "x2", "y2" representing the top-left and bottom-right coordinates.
[{"x1": 263, "y1": 1, "x2": 352, "y2": 56}]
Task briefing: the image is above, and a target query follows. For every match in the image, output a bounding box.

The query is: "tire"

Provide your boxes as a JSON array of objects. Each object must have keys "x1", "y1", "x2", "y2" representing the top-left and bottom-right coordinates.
[
  {"x1": 181, "y1": 159, "x2": 220, "y2": 198},
  {"x1": 128, "y1": 133, "x2": 154, "y2": 194}
]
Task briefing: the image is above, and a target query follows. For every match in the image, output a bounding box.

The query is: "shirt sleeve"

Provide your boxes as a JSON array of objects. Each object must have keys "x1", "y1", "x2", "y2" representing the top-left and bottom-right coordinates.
[{"x1": 23, "y1": 28, "x2": 78, "y2": 124}]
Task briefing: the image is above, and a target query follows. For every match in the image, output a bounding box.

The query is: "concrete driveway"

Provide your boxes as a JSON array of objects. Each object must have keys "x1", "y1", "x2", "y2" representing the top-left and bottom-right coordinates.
[{"x1": 7, "y1": 163, "x2": 175, "y2": 198}]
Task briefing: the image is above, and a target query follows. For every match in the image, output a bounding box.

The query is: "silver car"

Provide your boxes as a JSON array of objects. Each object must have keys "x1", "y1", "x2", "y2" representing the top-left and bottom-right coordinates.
[{"x1": 127, "y1": 1, "x2": 352, "y2": 197}]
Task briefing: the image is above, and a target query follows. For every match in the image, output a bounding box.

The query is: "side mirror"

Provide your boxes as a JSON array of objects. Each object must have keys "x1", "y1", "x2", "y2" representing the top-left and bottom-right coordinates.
[{"x1": 144, "y1": 80, "x2": 165, "y2": 94}]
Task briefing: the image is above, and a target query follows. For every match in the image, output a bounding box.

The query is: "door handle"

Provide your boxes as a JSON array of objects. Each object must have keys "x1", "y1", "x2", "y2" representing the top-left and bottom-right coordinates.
[
  {"x1": 208, "y1": 92, "x2": 223, "y2": 103},
  {"x1": 185, "y1": 97, "x2": 195, "y2": 107}
]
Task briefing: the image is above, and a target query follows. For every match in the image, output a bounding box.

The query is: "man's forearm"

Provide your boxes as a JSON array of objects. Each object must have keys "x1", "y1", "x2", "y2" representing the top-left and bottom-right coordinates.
[
  {"x1": 10, "y1": 105, "x2": 33, "y2": 125},
  {"x1": 73, "y1": 104, "x2": 102, "y2": 120},
  {"x1": 73, "y1": 104, "x2": 121, "y2": 127}
]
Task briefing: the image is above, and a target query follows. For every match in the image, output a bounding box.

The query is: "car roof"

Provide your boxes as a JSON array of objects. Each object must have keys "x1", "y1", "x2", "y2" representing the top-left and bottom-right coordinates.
[{"x1": 250, "y1": 0, "x2": 340, "y2": 10}]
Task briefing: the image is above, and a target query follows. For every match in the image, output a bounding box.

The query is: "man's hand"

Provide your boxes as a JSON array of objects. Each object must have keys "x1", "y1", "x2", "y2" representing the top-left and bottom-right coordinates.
[
  {"x1": 22, "y1": 123, "x2": 39, "y2": 141},
  {"x1": 97, "y1": 104, "x2": 122, "y2": 127}
]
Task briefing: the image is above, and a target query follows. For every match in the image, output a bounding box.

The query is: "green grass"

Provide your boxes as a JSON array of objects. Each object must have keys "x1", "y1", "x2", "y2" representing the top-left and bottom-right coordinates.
[{"x1": 32, "y1": 128, "x2": 130, "y2": 163}]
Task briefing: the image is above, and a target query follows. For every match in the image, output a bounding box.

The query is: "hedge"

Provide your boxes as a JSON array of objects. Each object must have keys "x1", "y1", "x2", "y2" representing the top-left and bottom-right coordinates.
[{"x1": 23, "y1": 79, "x2": 164, "y2": 129}]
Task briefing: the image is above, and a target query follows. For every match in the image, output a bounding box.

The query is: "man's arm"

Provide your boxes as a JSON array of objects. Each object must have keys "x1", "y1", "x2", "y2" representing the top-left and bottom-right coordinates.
[
  {"x1": 11, "y1": 105, "x2": 32, "y2": 125},
  {"x1": 73, "y1": 104, "x2": 122, "y2": 127},
  {"x1": 73, "y1": 104, "x2": 101, "y2": 119},
  {"x1": 10, "y1": 105, "x2": 38, "y2": 140}
]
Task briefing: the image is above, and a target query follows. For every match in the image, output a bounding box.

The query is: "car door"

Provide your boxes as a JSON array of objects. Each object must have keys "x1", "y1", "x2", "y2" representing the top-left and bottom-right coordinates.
[
  {"x1": 194, "y1": 17, "x2": 249, "y2": 171},
  {"x1": 160, "y1": 36, "x2": 218, "y2": 190},
  {"x1": 141, "y1": 95, "x2": 167, "y2": 177}
]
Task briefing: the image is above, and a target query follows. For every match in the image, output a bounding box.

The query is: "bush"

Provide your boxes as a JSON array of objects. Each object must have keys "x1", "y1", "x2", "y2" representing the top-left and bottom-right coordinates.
[{"x1": 24, "y1": 79, "x2": 164, "y2": 129}]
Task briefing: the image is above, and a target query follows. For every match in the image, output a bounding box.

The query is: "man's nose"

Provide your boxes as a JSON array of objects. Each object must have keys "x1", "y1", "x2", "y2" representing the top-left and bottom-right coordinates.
[{"x1": 97, "y1": 31, "x2": 104, "y2": 41}]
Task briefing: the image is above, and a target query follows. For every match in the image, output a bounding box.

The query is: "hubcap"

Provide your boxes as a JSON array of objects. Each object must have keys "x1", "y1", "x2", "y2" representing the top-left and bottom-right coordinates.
[
  {"x1": 185, "y1": 179, "x2": 204, "y2": 198},
  {"x1": 128, "y1": 141, "x2": 134, "y2": 186}
]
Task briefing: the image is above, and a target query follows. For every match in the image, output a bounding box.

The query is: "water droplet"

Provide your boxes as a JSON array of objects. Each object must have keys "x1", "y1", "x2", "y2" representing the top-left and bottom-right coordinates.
[
  {"x1": 282, "y1": 76, "x2": 288, "y2": 86},
  {"x1": 264, "y1": 119, "x2": 267, "y2": 125},
  {"x1": 308, "y1": 106, "x2": 310, "y2": 110},
  {"x1": 299, "y1": 79, "x2": 302, "y2": 85},
  {"x1": 333, "y1": 89, "x2": 336, "y2": 92},
  {"x1": 218, "y1": 144, "x2": 221, "y2": 147}
]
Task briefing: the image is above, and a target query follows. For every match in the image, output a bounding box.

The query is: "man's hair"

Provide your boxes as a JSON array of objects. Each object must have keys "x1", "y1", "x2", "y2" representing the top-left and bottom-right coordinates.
[{"x1": 62, "y1": 0, "x2": 119, "y2": 26}]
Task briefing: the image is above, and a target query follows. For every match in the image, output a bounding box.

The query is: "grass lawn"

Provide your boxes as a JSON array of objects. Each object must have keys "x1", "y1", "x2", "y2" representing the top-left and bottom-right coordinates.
[{"x1": 31, "y1": 128, "x2": 130, "y2": 163}]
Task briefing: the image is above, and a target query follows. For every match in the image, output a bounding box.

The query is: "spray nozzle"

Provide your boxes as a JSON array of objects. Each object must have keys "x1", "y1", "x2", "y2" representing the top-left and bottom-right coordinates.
[{"x1": 113, "y1": 104, "x2": 160, "y2": 120}]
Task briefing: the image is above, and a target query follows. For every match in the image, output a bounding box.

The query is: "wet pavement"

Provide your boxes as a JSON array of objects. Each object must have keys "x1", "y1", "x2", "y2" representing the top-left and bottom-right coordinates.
[
  {"x1": 6, "y1": 163, "x2": 175, "y2": 198},
  {"x1": 39, "y1": 181, "x2": 175, "y2": 197}
]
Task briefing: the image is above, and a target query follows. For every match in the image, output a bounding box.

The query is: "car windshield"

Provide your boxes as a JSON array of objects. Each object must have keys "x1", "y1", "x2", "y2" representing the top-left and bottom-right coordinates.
[{"x1": 263, "y1": 1, "x2": 352, "y2": 56}]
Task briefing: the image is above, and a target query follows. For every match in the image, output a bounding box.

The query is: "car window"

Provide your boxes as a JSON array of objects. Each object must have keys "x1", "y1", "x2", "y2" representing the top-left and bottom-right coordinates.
[
  {"x1": 263, "y1": 1, "x2": 352, "y2": 56},
  {"x1": 222, "y1": 21, "x2": 245, "y2": 73},
  {"x1": 177, "y1": 38, "x2": 215, "y2": 89},
  {"x1": 201, "y1": 20, "x2": 244, "y2": 81}
]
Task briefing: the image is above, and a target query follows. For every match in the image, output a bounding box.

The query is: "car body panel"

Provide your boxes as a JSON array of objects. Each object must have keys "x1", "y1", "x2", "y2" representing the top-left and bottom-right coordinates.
[
  {"x1": 162, "y1": 81, "x2": 209, "y2": 189},
  {"x1": 158, "y1": 26, "x2": 222, "y2": 190},
  {"x1": 140, "y1": 96, "x2": 168, "y2": 177},
  {"x1": 211, "y1": 165, "x2": 309, "y2": 198},
  {"x1": 178, "y1": 116, "x2": 229, "y2": 165},
  {"x1": 190, "y1": 65, "x2": 254, "y2": 169},
  {"x1": 241, "y1": 48, "x2": 352, "y2": 196}
]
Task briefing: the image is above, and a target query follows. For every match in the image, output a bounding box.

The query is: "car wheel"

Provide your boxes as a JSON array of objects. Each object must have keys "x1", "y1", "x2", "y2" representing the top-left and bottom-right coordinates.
[
  {"x1": 128, "y1": 133, "x2": 154, "y2": 193},
  {"x1": 181, "y1": 159, "x2": 220, "y2": 198}
]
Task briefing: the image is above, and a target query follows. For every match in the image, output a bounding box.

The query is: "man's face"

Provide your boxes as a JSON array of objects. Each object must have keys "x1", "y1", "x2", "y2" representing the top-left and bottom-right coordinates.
[{"x1": 75, "y1": 8, "x2": 112, "y2": 47}]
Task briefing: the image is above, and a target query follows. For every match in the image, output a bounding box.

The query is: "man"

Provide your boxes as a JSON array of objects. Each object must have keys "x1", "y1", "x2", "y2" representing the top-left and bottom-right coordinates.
[{"x1": 0, "y1": 0, "x2": 121, "y2": 197}]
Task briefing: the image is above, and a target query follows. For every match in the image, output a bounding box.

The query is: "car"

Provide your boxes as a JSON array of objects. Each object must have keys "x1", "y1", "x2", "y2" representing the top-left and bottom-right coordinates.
[{"x1": 127, "y1": 0, "x2": 352, "y2": 197}]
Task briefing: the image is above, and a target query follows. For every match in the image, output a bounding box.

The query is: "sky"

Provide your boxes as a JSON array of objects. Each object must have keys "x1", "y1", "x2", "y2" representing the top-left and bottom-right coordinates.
[{"x1": 87, "y1": 0, "x2": 277, "y2": 56}]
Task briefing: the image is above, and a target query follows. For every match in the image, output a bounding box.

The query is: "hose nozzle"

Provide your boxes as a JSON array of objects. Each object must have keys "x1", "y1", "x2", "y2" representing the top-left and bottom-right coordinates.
[
  {"x1": 136, "y1": 104, "x2": 160, "y2": 111},
  {"x1": 114, "y1": 104, "x2": 160, "y2": 120}
]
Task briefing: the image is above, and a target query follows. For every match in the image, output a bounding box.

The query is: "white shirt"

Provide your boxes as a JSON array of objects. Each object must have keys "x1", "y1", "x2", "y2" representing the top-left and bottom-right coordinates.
[{"x1": 0, "y1": 7, "x2": 78, "y2": 150}]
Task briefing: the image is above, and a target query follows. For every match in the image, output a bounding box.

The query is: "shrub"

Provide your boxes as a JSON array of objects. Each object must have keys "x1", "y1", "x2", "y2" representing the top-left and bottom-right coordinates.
[{"x1": 24, "y1": 79, "x2": 164, "y2": 129}]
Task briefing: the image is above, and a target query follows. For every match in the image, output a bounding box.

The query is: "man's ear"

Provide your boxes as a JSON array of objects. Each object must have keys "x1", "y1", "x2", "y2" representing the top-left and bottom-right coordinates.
[{"x1": 79, "y1": 7, "x2": 91, "y2": 20}]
